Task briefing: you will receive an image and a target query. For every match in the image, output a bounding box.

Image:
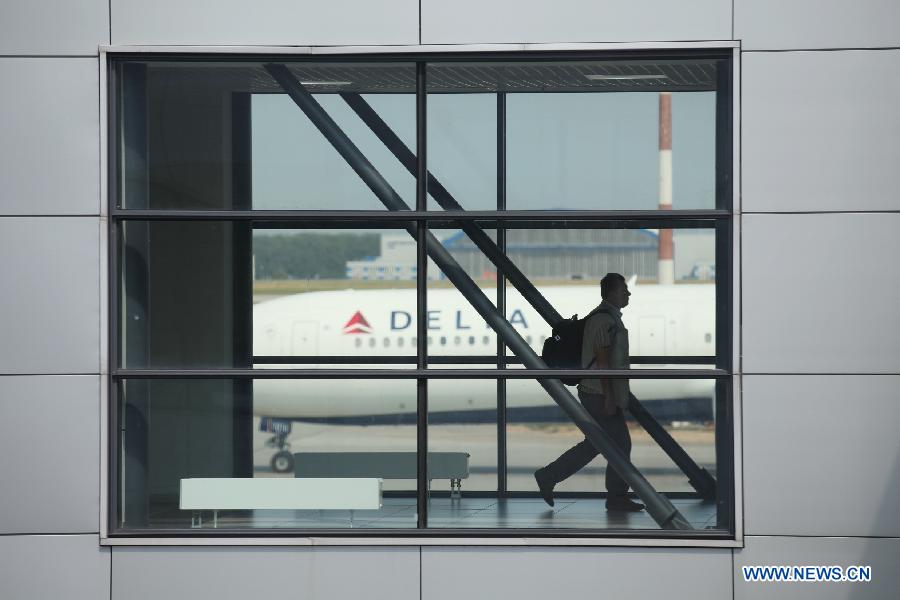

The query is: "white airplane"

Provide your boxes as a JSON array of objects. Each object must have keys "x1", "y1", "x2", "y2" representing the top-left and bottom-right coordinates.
[{"x1": 252, "y1": 281, "x2": 716, "y2": 471}]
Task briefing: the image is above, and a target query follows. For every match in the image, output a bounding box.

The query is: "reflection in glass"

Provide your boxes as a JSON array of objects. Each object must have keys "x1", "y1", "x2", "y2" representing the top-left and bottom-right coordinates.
[{"x1": 119, "y1": 378, "x2": 417, "y2": 530}]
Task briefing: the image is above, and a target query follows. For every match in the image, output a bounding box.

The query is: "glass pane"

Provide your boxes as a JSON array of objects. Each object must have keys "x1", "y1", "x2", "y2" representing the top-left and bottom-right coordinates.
[
  {"x1": 504, "y1": 377, "x2": 725, "y2": 530},
  {"x1": 426, "y1": 90, "x2": 497, "y2": 210},
  {"x1": 428, "y1": 377, "x2": 499, "y2": 488},
  {"x1": 426, "y1": 228, "x2": 498, "y2": 359},
  {"x1": 425, "y1": 59, "x2": 720, "y2": 211},
  {"x1": 421, "y1": 375, "x2": 727, "y2": 531},
  {"x1": 252, "y1": 227, "x2": 418, "y2": 367},
  {"x1": 252, "y1": 91, "x2": 415, "y2": 210},
  {"x1": 120, "y1": 222, "x2": 419, "y2": 369},
  {"x1": 118, "y1": 378, "x2": 418, "y2": 530},
  {"x1": 426, "y1": 377, "x2": 499, "y2": 528},
  {"x1": 507, "y1": 91, "x2": 716, "y2": 210},
  {"x1": 117, "y1": 60, "x2": 415, "y2": 210},
  {"x1": 503, "y1": 225, "x2": 718, "y2": 363},
  {"x1": 112, "y1": 55, "x2": 733, "y2": 538},
  {"x1": 120, "y1": 220, "x2": 252, "y2": 369}
]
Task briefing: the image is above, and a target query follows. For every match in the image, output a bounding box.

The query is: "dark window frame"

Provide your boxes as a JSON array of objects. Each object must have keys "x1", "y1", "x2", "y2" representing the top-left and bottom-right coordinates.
[{"x1": 106, "y1": 50, "x2": 735, "y2": 540}]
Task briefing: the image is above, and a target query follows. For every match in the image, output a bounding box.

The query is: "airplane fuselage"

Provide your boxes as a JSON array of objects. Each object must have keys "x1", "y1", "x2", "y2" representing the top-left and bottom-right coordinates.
[{"x1": 252, "y1": 283, "x2": 716, "y2": 419}]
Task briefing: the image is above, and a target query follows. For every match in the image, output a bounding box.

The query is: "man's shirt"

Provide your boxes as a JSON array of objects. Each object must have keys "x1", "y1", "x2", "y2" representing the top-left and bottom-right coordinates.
[{"x1": 577, "y1": 299, "x2": 631, "y2": 408}]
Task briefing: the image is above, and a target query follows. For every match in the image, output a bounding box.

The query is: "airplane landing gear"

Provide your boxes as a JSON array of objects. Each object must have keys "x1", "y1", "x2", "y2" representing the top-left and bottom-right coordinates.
[
  {"x1": 260, "y1": 417, "x2": 294, "y2": 473},
  {"x1": 271, "y1": 450, "x2": 294, "y2": 473}
]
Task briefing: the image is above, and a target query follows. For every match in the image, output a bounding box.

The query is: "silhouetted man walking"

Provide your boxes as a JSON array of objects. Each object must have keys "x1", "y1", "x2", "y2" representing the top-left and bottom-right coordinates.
[{"x1": 534, "y1": 273, "x2": 644, "y2": 512}]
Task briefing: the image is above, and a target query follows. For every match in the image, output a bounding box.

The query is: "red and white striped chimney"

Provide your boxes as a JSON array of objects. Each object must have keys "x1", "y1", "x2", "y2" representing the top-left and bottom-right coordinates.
[{"x1": 658, "y1": 92, "x2": 675, "y2": 285}]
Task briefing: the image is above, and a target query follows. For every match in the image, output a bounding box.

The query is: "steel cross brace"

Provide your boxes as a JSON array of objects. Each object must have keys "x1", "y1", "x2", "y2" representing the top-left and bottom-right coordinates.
[
  {"x1": 339, "y1": 91, "x2": 717, "y2": 501},
  {"x1": 265, "y1": 63, "x2": 692, "y2": 530}
]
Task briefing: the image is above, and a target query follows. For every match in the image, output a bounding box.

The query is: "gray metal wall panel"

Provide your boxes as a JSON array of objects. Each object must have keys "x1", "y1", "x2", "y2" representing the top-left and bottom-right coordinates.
[
  {"x1": 742, "y1": 213, "x2": 900, "y2": 373},
  {"x1": 110, "y1": 0, "x2": 418, "y2": 46},
  {"x1": 0, "y1": 1, "x2": 108, "y2": 55},
  {"x1": 735, "y1": 536, "x2": 898, "y2": 598},
  {"x1": 422, "y1": 547, "x2": 732, "y2": 600},
  {"x1": 742, "y1": 50, "x2": 900, "y2": 213},
  {"x1": 0, "y1": 535, "x2": 109, "y2": 600},
  {"x1": 0, "y1": 58, "x2": 100, "y2": 216},
  {"x1": 421, "y1": 0, "x2": 731, "y2": 45},
  {"x1": 735, "y1": 0, "x2": 900, "y2": 50},
  {"x1": 0, "y1": 376, "x2": 100, "y2": 534},
  {"x1": 111, "y1": 547, "x2": 418, "y2": 600},
  {"x1": 743, "y1": 375, "x2": 900, "y2": 537},
  {"x1": 0, "y1": 218, "x2": 100, "y2": 374}
]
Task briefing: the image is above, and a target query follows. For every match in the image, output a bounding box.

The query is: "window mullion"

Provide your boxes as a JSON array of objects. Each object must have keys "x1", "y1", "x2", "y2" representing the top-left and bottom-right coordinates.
[{"x1": 415, "y1": 61, "x2": 428, "y2": 530}]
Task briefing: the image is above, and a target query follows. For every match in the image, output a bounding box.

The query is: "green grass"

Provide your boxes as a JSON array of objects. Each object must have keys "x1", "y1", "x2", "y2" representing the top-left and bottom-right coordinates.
[
  {"x1": 253, "y1": 277, "x2": 606, "y2": 296},
  {"x1": 252, "y1": 277, "x2": 701, "y2": 296}
]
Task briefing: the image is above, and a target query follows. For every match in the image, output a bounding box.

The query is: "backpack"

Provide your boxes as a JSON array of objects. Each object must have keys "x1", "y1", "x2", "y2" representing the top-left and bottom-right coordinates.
[{"x1": 540, "y1": 307, "x2": 611, "y2": 386}]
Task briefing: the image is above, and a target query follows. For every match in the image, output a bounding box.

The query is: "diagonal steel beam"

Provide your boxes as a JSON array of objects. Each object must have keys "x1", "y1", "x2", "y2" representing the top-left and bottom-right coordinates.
[
  {"x1": 628, "y1": 393, "x2": 716, "y2": 499},
  {"x1": 340, "y1": 92, "x2": 563, "y2": 324},
  {"x1": 265, "y1": 63, "x2": 692, "y2": 530},
  {"x1": 340, "y1": 91, "x2": 717, "y2": 500}
]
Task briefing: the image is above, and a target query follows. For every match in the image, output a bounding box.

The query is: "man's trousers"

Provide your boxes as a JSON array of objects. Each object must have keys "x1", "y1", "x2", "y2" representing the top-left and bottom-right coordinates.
[{"x1": 540, "y1": 390, "x2": 632, "y2": 497}]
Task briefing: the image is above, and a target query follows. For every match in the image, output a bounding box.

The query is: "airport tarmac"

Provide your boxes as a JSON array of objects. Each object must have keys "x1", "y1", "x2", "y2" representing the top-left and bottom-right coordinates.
[
  {"x1": 243, "y1": 418, "x2": 721, "y2": 530},
  {"x1": 253, "y1": 419, "x2": 716, "y2": 493}
]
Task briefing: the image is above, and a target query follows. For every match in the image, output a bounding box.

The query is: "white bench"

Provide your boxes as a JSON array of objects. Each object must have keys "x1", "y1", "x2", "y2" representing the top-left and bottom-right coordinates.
[
  {"x1": 180, "y1": 477, "x2": 382, "y2": 527},
  {"x1": 293, "y1": 452, "x2": 470, "y2": 498}
]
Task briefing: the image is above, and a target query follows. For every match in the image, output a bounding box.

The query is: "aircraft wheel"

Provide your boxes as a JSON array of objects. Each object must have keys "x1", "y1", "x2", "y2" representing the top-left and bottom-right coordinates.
[{"x1": 271, "y1": 450, "x2": 294, "y2": 473}]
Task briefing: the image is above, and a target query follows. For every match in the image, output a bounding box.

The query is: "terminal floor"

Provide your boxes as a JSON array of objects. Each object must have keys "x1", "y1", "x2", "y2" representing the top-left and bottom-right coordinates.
[{"x1": 184, "y1": 497, "x2": 719, "y2": 531}]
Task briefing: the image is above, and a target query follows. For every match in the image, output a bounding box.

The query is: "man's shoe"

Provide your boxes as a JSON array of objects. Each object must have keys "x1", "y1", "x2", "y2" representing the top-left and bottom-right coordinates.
[
  {"x1": 605, "y1": 496, "x2": 645, "y2": 512},
  {"x1": 534, "y1": 468, "x2": 555, "y2": 507}
]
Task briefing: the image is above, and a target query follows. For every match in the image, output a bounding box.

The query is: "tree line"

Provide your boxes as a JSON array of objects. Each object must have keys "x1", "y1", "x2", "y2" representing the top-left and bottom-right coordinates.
[{"x1": 253, "y1": 233, "x2": 380, "y2": 280}]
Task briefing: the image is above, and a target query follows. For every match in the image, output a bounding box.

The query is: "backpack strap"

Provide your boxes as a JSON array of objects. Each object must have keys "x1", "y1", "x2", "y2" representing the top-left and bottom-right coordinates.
[
  {"x1": 582, "y1": 306, "x2": 619, "y2": 369},
  {"x1": 580, "y1": 307, "x2": 602, "y2": 369}
]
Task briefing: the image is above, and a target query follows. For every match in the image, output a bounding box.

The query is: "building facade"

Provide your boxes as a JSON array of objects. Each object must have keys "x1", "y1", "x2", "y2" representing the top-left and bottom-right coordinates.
[{"x1": 1, "y1": 2, "x2": 899, "y2": 599}]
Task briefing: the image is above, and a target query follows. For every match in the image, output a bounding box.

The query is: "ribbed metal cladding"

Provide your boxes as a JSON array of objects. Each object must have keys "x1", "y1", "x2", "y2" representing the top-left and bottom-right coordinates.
[
  {"x1": 426, "y1": 61, "x2": 718, "y2": 93},
  {"x1": 127, "y1": 60, "x2": 718, "y2": 95}
]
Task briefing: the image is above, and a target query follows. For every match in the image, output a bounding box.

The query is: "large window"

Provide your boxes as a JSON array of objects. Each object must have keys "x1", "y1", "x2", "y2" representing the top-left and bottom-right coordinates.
[{"x1": 109, "y1": 52, "x2": 734, "y2": 539}]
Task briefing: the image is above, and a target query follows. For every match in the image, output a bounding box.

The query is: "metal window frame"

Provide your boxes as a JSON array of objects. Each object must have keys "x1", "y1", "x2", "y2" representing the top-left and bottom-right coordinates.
[{"x1": 99, "y1": 41, "x2": 742, "y2": 547}]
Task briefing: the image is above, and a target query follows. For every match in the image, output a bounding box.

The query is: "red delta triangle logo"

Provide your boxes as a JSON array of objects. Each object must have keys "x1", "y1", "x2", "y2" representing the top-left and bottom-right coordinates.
[{"x1": 342, "y1": 310, "x2": 373, "y2": 335}]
